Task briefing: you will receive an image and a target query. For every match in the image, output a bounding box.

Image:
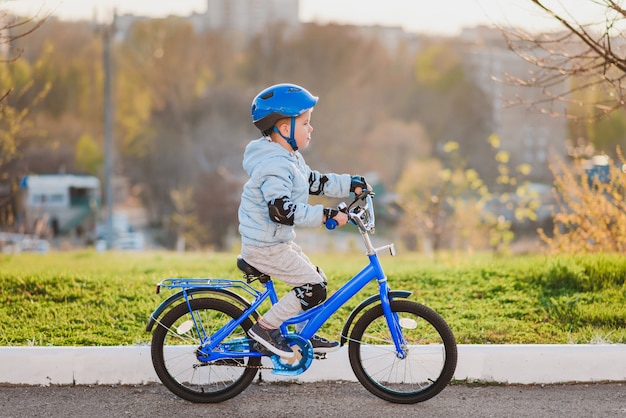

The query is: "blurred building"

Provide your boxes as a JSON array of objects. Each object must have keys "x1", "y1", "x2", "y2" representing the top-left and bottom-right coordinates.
[
  {"x1": 459, "y1": 26, "x2": 568, "y2": 182},
  {"x1": 117, "y1": 0, "x2": 300, "y2": 41},
  {"x1": 18, "y1": 174, "x2": 100, "y2": 241},
  {"x1": 200, "y1": 0, "x2": 299, "y2": 34}
]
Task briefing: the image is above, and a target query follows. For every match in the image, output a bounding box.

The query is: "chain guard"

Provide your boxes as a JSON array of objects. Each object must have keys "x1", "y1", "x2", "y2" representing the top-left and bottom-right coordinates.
[
  {"x1": 269, "y1": 334, "x2": 313, "y2": 376},
  {"x1": 198, "y1": 334, "x2": 314, "y2": 375}
]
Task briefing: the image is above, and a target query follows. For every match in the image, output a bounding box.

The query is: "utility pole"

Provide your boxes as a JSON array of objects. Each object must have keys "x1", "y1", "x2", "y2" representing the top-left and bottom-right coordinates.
[{"x1": 98, "y1": 11, "x2": 116, "y2": 249}]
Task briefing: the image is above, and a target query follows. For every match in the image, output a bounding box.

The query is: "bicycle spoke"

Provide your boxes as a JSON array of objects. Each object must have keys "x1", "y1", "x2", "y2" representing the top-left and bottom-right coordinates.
[
  {"x1": 151, "y1": 298, "x2": 261, "y2": 403},
  {"x1": 348, "y1": 300, "x2": 457, "y2": 403}
]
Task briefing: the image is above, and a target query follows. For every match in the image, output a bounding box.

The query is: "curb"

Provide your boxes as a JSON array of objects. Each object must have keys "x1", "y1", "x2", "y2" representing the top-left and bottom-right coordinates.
[{"x1": 2, "y1": 344, "x2": 625, "y2": 386}]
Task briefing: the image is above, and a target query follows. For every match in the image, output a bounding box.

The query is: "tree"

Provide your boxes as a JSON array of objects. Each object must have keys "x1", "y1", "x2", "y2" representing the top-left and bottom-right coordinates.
[
  {"x1": 242, "y1": 23, "x2": 398, "y2": 175},
  {"x1": 0, "y1": 11, "x2": 48, "y2": 229},
  {"x1": 1, "y1": 17, "x2": 106, "y2": 181},
  {"x1": 194, "y1": 168, "x2": 240, "y2": 251},
  {"x1": 118, "y1": 18, "x2": 217, "y2": 225},
  {"x1": 0, "y1": 11, "x2": 47, "y2": 64},
  {"x1": 360, "y1": 120, "x2": 431, "y2": 186},
  {"x1": 0, "y1": 12, "x2": 48, "y2": 164},
  {"x1": 168, "y1": 186, "x2": 205, "y2": 252},
  {"x1": 505, "y1": 1, "x2": 626, "y2": 114},
  {"x1": 393, "y1": 41, "x2": 494, "y2": 183},
  {"x1": 74, "y1": 133, "x2": 103, "y2": 175},
  {"x1": 395, "y1": 138, "x2": 539, "y2": 255},
  {"x1": 503, "y1": 1, "x2": 626, "y2": 153},
  {"x1": 3, "y1": 16, "x2": 500, "y2": 249},
  {"x1": 117, "y1": 19, "x2": 250, "y2": 248}
]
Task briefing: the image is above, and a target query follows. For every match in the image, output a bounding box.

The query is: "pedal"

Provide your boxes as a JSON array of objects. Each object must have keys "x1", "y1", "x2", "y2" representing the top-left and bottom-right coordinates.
[
  {"x1": 252, "y1": 341, "x2": 272, "y2": 356},
  {"x1": 313, "y1": 352, "x2": 327, "y2": 360}
]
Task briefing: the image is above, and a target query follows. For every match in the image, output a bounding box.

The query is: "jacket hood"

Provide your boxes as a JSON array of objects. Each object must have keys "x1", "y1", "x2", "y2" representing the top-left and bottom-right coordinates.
[{"x1": 242, "y1": 138, "x2": 292, "y2": 176}]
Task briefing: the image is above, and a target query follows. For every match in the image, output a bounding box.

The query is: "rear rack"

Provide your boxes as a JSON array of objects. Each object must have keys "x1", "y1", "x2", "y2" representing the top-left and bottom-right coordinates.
[{"x1": 156, "y1": 278, "x2": 262, "y2": 299}]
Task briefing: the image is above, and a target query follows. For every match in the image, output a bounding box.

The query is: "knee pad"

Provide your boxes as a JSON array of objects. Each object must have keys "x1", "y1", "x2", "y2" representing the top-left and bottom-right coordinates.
[{"x1": 292, "y1": 282, "x2": 327, "y2": 311}]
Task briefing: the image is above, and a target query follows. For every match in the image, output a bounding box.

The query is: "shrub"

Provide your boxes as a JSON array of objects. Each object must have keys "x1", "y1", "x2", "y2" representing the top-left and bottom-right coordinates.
[{"x1": 540, "y1": 148, "x2": 626, "y2": 253}]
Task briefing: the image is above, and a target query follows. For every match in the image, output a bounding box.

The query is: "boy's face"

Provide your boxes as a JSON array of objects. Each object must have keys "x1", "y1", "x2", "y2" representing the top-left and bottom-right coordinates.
[{"x1": 291, "y1": 109, "x2": 314, "y2": 150}]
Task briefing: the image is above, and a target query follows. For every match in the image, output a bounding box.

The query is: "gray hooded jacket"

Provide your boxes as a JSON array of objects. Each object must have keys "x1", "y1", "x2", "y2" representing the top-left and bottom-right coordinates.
[{"x1": 238, "y1": 137, "x2": 351, "y2": 247}]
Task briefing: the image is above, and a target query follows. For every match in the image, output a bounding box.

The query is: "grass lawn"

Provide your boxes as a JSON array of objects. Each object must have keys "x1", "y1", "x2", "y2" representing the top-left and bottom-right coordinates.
[{"x1": 1, "y1": 250, "x2": 624, "y2": 346}]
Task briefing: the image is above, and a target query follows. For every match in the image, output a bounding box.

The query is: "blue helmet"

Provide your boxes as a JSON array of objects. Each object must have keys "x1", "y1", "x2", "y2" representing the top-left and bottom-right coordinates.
[{"x1": 251, "y1": 83, "x2": 318, "y2": 135}]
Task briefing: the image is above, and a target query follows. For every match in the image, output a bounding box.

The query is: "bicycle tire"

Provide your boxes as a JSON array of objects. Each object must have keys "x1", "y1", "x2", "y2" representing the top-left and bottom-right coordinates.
[
  {"x1": 151, "y1": 297, "x2": 260, "y2": 403},
  {"x1": 348, "y1": 300, "x2": 457, "y2": 404}
]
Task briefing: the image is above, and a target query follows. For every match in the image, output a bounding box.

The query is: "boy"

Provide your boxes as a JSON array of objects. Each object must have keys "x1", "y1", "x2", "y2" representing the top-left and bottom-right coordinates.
[{"x1": 238, "y1": 83, "x2": 369, "y2": 358}]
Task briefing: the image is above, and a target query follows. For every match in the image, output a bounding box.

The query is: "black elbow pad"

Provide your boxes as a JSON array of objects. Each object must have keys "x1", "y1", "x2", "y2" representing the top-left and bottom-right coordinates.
[
  {"x1": 268, "y1": 196, "x2": 296, "y2": 225},
  {"x1": 309, "y1": 173, "x2": 329, "y2": 195}
]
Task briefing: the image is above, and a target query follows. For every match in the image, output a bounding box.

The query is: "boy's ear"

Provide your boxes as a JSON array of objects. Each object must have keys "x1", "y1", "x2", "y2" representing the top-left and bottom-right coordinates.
[{"x1": 277, "y1": 121, "x2": 290, "y2": 135}]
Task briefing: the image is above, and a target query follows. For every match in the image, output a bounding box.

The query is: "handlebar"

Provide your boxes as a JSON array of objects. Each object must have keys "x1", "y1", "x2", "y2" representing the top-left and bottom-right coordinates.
[
  {"x1": 325, "y1": 190, "x2": 375, "y2": 233},
  {"x1": 325, "y1": 218, "x2": 339, "y2": 230}
]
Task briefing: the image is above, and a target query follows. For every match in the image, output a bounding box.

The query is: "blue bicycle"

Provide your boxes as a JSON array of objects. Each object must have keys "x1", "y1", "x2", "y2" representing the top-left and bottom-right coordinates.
[{"x1": 147, "y1": 192, "x2": 457, "y2": 403}]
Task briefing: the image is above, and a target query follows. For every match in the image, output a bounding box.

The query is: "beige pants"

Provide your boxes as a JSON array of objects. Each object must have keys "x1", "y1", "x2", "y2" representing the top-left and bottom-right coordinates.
[{"x1": 241, "y1": 242, "x2": 325, "y2": 329}]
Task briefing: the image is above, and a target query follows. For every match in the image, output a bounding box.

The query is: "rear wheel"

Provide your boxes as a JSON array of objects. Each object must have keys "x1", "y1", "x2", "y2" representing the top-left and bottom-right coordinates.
[
  {"x1": 348, "y1": 300, "x2": 457, "y2": 403},
  {"x1": 151, "y1": 297, "x2": 260, "y2": 403}
]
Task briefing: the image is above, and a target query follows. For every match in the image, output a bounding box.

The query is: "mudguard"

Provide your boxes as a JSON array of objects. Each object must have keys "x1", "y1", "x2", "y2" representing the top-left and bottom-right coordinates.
[
  {"x1": 146, "y1": 288, "x2": 257, "y2": 332},
  {"x1": 339, "y1": 290, "x2": 412, "y2": 346}
]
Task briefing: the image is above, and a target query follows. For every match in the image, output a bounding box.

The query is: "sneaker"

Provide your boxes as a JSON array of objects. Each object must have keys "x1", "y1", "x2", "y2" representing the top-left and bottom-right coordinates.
[
  {"x1": 248, "y1": 323, "x2": 294, "y2": 358},
  {"x1": 310, "y1": 334, "x2": 340, "y2": 353}
]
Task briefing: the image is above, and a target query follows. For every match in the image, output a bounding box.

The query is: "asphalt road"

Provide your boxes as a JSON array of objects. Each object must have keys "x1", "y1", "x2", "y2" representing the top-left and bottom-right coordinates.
[{"x1": 1, "y1": 381, "x2": 624, "y2": 418}]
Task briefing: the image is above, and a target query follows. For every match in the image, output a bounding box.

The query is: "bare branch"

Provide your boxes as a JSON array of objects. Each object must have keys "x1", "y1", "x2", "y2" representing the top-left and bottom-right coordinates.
[
  {"x1": 1, "y1": 10, "x2": 49, "y2": 63},
  {"x1": 499, "y1": 1, "x2": 626, "y2": 122}
]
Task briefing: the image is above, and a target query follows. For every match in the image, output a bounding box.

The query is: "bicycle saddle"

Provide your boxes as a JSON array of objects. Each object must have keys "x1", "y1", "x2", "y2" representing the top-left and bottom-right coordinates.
[{"x1": 237, "y1": 255, "x2": 271, "y2": 283}]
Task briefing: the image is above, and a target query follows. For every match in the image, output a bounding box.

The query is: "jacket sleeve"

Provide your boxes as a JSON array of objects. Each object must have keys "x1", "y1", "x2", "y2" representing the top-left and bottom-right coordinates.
[
  {"x1": 308, "y1": 169, "x2": 351, "y2": 198},
  {"x1": 259, "y1": 160, "x2": 325, "y2": 228}
]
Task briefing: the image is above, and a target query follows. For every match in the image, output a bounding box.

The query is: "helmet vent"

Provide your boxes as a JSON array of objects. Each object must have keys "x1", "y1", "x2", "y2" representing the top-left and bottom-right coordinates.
[{"x1": 261, "y1": 92, "x2": 274, "y2": 100}]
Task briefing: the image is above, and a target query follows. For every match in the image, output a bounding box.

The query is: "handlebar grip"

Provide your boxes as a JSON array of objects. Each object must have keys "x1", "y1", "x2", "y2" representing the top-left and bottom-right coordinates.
[{"x1": 325, "y1": 218, "x2": 338, "y2": 230}]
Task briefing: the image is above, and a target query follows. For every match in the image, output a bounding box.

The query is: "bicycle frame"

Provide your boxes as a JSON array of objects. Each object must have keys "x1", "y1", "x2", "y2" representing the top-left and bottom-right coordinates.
[
  {"x1": 152, "y1": 194, "x2": 407, "y2": 363},
  {"x1": 283, "y1": 252, "x2": 404, "y2": 352}
]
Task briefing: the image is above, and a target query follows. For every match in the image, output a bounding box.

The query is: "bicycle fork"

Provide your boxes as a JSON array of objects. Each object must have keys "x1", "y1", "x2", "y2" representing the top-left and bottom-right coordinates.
[{"x1": 373, "y1": 258, "x2": 408, "y2": 359}]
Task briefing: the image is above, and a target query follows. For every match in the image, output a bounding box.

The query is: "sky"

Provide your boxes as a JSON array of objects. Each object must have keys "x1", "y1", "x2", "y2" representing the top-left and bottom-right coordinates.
[{"x1": 0, "y1": 0, "x2": 606, "y2": 36}]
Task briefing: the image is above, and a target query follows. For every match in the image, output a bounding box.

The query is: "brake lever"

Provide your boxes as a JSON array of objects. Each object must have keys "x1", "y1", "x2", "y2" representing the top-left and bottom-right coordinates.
[
  {"x1": 348, "y1": 189, "x2": 374, "y2": 211},
  {"x1": 328, "y1": 191, "x2": 374, "y2": 230}
]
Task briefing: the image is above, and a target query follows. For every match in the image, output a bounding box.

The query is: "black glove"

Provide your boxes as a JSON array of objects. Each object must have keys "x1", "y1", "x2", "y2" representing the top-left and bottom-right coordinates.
[
  {"x1": 350, "y1": 175, "x2": 368, "y2": 193},
  {"x1": 323, "y1": 207, "x2": 339, "y2": 221}
]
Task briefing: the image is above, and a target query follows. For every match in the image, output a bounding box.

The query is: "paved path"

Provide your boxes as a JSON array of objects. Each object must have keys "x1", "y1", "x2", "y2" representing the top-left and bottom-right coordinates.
[{"x1": 1, "y1": 381, "x2": 624, "y2": 418}]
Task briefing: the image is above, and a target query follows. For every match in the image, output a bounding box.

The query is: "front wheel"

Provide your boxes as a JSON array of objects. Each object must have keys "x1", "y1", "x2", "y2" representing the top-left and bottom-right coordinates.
[
  {"x1": 348, "y1": 300, "x2": 457, "y2": 404},
  {"x1": 151, "y1": 297, "x2": 260, "y2": 403}
]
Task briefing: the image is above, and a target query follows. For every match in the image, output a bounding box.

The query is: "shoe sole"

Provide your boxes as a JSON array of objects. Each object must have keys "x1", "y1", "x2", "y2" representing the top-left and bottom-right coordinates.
[
  {"x1": 249, "y1": 329, "x2": 295, "y2": 358},
  {"x1": 312, "y1": 344, "x2": 341, "y2": 354}
]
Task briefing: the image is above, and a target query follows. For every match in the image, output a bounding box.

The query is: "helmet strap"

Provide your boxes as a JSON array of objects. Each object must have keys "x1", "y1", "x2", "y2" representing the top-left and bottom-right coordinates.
[{"x1": 273, "y1": 117, "x2": 298, "y2": 151}]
